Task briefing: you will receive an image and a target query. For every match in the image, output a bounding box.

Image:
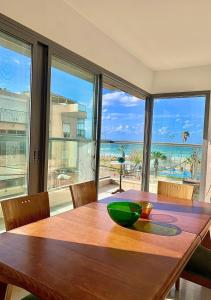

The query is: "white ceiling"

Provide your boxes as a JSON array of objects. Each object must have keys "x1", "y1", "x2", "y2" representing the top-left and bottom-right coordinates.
[{"x1": 65, "y1": 0, "x2": 211, "y2": 71}]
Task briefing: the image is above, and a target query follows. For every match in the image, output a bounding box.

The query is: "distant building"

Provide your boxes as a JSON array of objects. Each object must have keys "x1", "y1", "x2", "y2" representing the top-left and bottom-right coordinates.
[{"x1": 0, "y1": 88, "x2": 87, "y2": 198}]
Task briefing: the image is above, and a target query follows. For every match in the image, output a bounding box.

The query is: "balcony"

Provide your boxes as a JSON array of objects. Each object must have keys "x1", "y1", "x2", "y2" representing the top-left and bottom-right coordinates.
[
  {"x1": 0, "y1": 108, "x2": 27, "y2": 124},
  {"x1": 100, "y1": 141, "x2": 201, "y2": 198}
]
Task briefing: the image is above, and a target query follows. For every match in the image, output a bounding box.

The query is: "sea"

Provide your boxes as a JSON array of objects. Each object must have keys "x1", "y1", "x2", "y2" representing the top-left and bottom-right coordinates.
[
  {"x1": 100, "y1": 142, "x2": 203, "y2": 159},
  {"x1": 100, "y1": 142, "x2": 203, "y2": 179}
]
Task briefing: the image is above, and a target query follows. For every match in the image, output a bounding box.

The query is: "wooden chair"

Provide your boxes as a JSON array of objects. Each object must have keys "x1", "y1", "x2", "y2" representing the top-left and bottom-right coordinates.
[
  {"x1": 178, "y1": 243, "x2": 211, "y2": 289},
  {"x1": 69, "y1": 180, "x2": 97, "y2": 208},
  {"x1": 157, "y1": 181, "x2": 211, "y2": 290},
  {"x1": 1, "y1": 192, "x2": 50, "y2": 231},
  {"x1": 1, "y1": 192, "x2": 50, "y2": 300},
  {"x1": 157, "y1": 180, "x2": 194, "y2": 200}
]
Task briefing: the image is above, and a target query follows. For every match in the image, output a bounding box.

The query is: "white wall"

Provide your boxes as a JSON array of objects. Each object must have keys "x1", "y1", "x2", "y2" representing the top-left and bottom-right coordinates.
[
  {"x1": 152, "y1": 65, "x2": 211, "y2": 94},
  {"x1": 0, "y1": 0, "x2": 153, "y2": 92}
]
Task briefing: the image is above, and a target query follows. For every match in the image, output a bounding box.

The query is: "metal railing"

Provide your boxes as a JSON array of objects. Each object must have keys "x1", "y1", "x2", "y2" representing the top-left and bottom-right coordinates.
[{"x1": 0, "y1": 108, "x2": 27, "y2": 123}]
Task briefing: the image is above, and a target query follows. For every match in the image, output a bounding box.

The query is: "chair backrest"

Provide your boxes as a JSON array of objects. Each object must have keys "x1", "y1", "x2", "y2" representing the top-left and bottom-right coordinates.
[
  {"x1": 70, "y1": 181, "x2": 97, "y2": 208},
  {"x1": 157, "y1": 181, "x2": 194, "y2": 200},
  {"x1": 1, "y1": 192, "x2": 50, "y2": 231}
]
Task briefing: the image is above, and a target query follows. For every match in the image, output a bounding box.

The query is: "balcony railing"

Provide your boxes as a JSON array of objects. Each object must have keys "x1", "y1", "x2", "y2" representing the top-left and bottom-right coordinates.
[
  {"x1": 100, "y1": 140, "x2": 202, "y2": 183},
  {"x1": 77, "y1": 129, "x2": 85, "y2": 137},
  {"x1": 78, "y1": 104, "x2": 86, "y2": 112},
  {"x1": 0, "y1": 108, "x2": 27, "y2": 123}
]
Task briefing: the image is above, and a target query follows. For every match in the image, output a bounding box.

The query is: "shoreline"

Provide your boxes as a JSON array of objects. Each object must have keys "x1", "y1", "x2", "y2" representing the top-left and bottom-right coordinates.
[{"x1": 100, "y1": 142, "x2": 203, "y2": 159}]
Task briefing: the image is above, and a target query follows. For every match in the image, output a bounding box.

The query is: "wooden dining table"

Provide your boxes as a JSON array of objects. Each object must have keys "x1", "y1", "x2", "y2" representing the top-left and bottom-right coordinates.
[{"x1": 0, "y1": 190, "x2": 210, "y2": 300}]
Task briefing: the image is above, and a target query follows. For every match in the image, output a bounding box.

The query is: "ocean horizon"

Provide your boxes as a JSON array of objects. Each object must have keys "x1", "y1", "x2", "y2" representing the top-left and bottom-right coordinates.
[{"x1": 100, "y1": 142, "x2": 203, "y2": 159}]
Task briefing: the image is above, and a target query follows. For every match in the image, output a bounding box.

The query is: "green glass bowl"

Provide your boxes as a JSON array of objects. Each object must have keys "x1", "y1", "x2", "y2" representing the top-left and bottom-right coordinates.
[{"x1": 107, "y1": 202, "x2": 141, "y2": 227}]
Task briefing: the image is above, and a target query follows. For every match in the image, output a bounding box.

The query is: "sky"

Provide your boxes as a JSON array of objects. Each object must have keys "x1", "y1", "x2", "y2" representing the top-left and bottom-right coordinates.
[
  {"x1": 51, "y1": 64, "x2": 94, "y2": 139},
  {"x1": 101, "y1": 89, "x2": 145, "y2": 141},
  {"x1": 151, "y1": 97, "x2": 205, "y2": 144},
  {"x1": 0, "y1": 44, "x2": 94, "y2": 139},
  {"x1": 0, "y1": 43, "x2": 206, "y2": 145},
  {"x1": 0, "y1": 46, "x2": 31, "y2": 92},
  {"x1": 101, "y1": 88, "x2": 205, "y2": 144}
]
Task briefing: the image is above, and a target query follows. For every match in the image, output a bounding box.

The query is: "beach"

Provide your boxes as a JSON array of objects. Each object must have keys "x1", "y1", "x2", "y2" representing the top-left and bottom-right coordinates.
[{"x1": 100, "y1": 142, "x2": 202, "y2": 196}]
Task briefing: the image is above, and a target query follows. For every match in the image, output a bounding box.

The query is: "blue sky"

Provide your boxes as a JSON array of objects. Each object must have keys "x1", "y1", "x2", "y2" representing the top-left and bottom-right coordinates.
[
  {"x1": 0, "y1": 46, "x2": 31, "y2": 92},
  {"x1": 101, "y1": 88, "x2": 145, "y2": 141},
  {"x1": 51, "y1": 65, "x2": 94, "y2": 139},
  {"x1": 0, "y1": 44, "x2": 94, "y2": 139},
  {"x1": 152, "y1": 97, "x2": 205, "y2": 144},
  {"x1": 0, "y1": 44, "x2": 206, "y2": 144},
  {"x1": 101, "y1": 89, "x2": 205, "y2": 144}
]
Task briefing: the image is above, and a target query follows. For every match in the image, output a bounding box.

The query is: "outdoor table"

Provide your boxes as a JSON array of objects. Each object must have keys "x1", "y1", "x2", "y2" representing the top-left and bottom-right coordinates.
[
  {"x1": 110, "y1": 161, "x2": 125, "y2": 194},
  {"x1": 0, "y1": 190, "x2": 210, "y2": 300}
]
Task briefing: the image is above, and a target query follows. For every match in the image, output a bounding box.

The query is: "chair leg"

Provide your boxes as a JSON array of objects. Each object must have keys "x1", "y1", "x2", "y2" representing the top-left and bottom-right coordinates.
[
  {"x1": 4, "y1": 285, "x2": 13, "y2": 300},
  {"x1": 0, "y1": 282, "x2": 7, "y2": 300},
  {"x1": 175, "y1": 278, "x2": 180, "y2": 291}
]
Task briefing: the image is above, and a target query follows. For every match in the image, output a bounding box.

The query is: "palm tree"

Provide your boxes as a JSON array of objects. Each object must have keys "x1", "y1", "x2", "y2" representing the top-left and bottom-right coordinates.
[
  {"x1": 185, "y1": 152, "x2": 200, "y2": 179},
  {"x1": 151, "y1": 152, "x2": 167, "y2": 177},
  {"x1": 119, "y1": 144, "x2": 126, "y2": 160},
  {"x1": 182, "y1": 131, "x2": 190, "y2": 143},
  {"x1": 128, "y1": 150, "x2": 143, "y2": 171},
  {"x1": 118, "y1": 144, "x2": 126, "y2": 175}
]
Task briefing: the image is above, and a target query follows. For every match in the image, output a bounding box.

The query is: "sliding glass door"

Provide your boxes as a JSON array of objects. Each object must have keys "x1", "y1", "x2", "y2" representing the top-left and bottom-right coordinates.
[
  {"x1": 99, "y1": 82, "x2": 145, "y2": 197},
  {"x1": 47, "y1": 56, "x2": 96, "y2": 212},
  {"x1": 149, "y1": 96, "x2": 206, "y2": 200},
  {"x1": 0, "y1": 16, "x2": 209, "y2": 232},
  {"x1": 0, "y1": 31, "x2": 31, "y2": 201}
]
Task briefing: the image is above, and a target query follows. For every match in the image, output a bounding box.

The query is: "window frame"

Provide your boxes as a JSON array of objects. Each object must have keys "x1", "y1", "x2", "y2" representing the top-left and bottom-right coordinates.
[{"x1": 147, "y1": 92, "x2": 210, "y2": 199}]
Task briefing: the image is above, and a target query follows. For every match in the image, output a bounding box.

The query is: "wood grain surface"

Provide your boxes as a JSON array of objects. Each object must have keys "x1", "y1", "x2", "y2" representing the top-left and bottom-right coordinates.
[
  {"x1": 69, "y1": 181, "x2": 97, "y2": 208},
  {"x1": 1, "y1": 192, "x2": 50, "y2": 231},
  {"x1": 157, "y1": 181, "x2": 194, "y2": 200}
]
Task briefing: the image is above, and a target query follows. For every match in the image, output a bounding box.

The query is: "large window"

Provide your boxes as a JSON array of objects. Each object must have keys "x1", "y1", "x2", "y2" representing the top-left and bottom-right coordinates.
[
  {"x1": 0, "y1": 15, "x2": 209, "y2": 235},
  {"x1": 149, "y1": 96, "x2": 206, "y2": 199},
  {"x1": 48, "y1": 57, "x2": 96, "y2": 211},
  {"x1": 0, "y1": 31, "x2": 31, "y2": 202},
  {"x1": 99, "y1": 82, "x2": 145, "y2": 195}
]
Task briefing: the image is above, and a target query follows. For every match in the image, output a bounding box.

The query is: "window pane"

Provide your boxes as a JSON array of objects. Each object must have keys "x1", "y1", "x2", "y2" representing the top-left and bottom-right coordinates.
[
  {"x1": 149, "y1": 96, "x2": 206, "y2": 200},
  {"x1": 99, "y1": 83, "x2": 145, "y2": 197},
  {"x1": 0, "y1": 32, "x2": 31, "y2": 230},
  {"x1": 48, "y1": 57, "x2": 96, "y2": 212}
]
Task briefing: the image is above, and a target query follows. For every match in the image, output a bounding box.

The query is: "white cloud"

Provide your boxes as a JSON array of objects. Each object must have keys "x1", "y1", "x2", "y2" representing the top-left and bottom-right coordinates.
[
  {"x1": 102, "y1": 115, "x2": 111, "y2": 120},
  {"x1": 102, "y1": 112, "x2": 144, "y2": 121},
  {"x1": 182, "y1": 120, "x2": 193, "y2": 129},
  {"x1": 115, "y1": 125, "x2": 123, "y2": 132},
  {"x1": 13, "y1": 58, "x2": 20, "y2": 65},
  {"x1": 183, "y1": 124, "x2": 193, "y2": 129},
  {"x1": 158, "y1": 126, "x2": 168, "y2": 135},
  {"x1": 103, "y1": 91, "x2": 141, "y2": 107}
]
